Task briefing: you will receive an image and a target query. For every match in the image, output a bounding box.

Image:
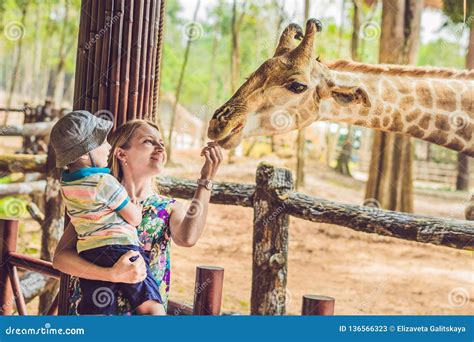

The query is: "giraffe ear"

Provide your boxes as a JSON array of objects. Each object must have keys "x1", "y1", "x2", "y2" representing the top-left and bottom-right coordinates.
[{"x1": 331, "y1": 86, "x2": 371, "y2": 108}]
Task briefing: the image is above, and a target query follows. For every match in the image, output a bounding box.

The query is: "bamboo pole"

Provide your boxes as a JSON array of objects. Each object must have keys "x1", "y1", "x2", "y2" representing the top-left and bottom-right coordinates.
[
  {"x1": 84, "y1": 0, "x2": 99, "y2": 111},
  {"x1": 152, "y1": 0, "x2": 167, "y2": 123},
  {"x1": 98, "y1": 0, "x2": 114, "y2": 111},
  {"x1": 91, "y1": 0, "x2": 106, "y2": 113},
  {"x1": 146, "y1": 0, "x2": 159, "y2": 120},
  {"x1": 138, "y1": 0, "x2": 151, "y2": 118},
  {"x1": 109, "y1": 0, "x2": 124, "y2": 127},
  {"x1": 127, "y1": 0, "x2": 144, "y2": 121},
  {"x1": 72, "y1": 0, "x2": 87, "y2": 109},
  {"x1": 118, "y1": 0, "x2": 134, "y2": 126}
]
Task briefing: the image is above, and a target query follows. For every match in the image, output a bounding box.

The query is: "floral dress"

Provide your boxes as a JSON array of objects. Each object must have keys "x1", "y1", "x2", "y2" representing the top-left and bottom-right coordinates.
[{"x1": 67, "y1": 194, "x2": 176, "y2": 315}]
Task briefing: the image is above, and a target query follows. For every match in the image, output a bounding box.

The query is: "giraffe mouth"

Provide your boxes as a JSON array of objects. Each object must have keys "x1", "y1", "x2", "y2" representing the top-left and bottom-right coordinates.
[{"x1": 216, "y1": 122, "x2": 245, "y2": 149}]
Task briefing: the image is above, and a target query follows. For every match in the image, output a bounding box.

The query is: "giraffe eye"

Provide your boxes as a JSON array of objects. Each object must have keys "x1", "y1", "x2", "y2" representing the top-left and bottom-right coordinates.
[{"x1": 287, "y1": 81, "x2": 308, "y2": 94}]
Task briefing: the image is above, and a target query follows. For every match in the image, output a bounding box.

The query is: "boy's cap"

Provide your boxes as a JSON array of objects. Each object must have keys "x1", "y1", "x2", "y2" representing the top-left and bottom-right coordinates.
[{"x1": 50, "y1": 110, "x2": 113, "y2": 168}]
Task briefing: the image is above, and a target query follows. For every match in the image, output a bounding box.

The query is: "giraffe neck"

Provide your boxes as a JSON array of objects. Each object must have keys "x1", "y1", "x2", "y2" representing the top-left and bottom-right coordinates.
[{"x1": 317, "y1": 70, "x2": 473, "y2": 157}]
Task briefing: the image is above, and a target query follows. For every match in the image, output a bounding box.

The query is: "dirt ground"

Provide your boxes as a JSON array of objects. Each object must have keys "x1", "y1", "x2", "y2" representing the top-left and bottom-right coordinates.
[
  {"x1": 164, "y1": 148, "x2": 473, "y2": 315},
  {"x1": 4, "y1": 137, "x2": 471, "y2": 315}
]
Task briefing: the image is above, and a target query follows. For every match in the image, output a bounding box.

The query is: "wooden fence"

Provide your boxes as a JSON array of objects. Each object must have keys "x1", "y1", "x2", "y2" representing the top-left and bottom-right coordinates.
[{"x1": 0, "y1": 159, "x2": 472, "y2": 316}]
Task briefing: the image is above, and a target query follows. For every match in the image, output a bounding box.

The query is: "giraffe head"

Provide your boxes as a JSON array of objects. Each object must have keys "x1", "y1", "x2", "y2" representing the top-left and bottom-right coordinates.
[{"x1": 208, "y1": 19, "x2": 371, "y2": 149}]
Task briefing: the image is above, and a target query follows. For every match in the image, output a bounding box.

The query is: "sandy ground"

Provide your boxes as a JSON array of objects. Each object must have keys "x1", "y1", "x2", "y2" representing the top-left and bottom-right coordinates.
[
  {"x1": 5, "y1": 138, "x2": 472, "y2": 315},
  {"x1": 163, "y1": 149, "x2": 473, "y2": 315}
]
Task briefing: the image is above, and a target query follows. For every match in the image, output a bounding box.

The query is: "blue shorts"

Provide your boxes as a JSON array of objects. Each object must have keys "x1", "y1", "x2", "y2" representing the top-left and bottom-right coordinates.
[{"x1": 78, "y1": 244, "x2": 162, "y2": 315}]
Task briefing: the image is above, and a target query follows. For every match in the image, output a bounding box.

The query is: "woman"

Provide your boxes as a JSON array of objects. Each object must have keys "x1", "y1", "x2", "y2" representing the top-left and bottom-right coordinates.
[{"x1": 52, "y1": 119, "x2": 223, "y2": 314}]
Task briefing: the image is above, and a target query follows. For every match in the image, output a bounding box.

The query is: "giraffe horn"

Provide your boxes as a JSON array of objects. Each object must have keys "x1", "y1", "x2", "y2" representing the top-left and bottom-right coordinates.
[
  {"x1": 273, "y1": 23, "x2": 304, "y2": 57},
  {"x1": 289, "y1": 18, "x2": 322, "y2": 62}
]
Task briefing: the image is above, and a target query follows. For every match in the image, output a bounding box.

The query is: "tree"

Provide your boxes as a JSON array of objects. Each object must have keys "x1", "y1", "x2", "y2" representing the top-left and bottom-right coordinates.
[
  {"x1": 295, "y1": 0, "x2": 310, "y2": 190},
  {"x1": 443, "y1": 0, "x2": 473, "y2": 191},
  {"x1": 334, "y1": 0, "x2": 362, "y2": 176},
  {"x1": 45, "y1": 0, "x2": 75, "y2": 106},
  {"x1": 3, "y1": 0, "x2": 29, "y2": 124},
  {"x1": 166, "y1": 0, "x2": 201, "y2": 164},
  {"x1": 364, "y1": 0, "x2": 422, "y2": 213},
  {"x1": 227, "y1": 0, "x2": 247, "y2": 164}
]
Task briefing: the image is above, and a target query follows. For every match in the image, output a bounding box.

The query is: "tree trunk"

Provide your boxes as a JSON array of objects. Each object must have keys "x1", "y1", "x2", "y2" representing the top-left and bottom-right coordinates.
[
  {"x1": 38, "y1": 146, "x2": 64, "y2": 314},
  {"x1": 166, "y1": 0, "x2": 201, "y2": 164},
  {"x1": 46, "y1": 0, "x2": 70, "y2": 106},
  {"x1": 200, "y1": 11, "x2": 221, "y2": 146},
  {"x1": 335, "y1": 125, "x2": 353, "y2": 176},
  {"x1": 295, "y1": 0, "x2": 311, "y2": 189},
  {"x1": 32, "y1": 6, "x2": 43, "y2": 102},
  {"x1": 456, "y1": 22, "x2": 473, "y2": 191},
  {"x1": 364, "y1": 0, "x2": 421, "y2": 213},
  {"x1": 335, "y1": 0, "x2": 361, "y2": 176},
  {"x1": 227, "y1": 0, "x2": 246, "y2": 164},
  {"x1": 4, "y1": 5, "x2": 27, "y2": 125}
]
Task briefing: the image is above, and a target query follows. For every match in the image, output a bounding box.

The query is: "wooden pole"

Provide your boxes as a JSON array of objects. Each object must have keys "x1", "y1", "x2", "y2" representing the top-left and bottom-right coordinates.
[
  {"x1": 127, "y1": 0, "x2": 144, "y2": 120},
  {"x1": 152, "y1": 0, "x2": 167, "y2": 124},
  {"x1": 8, "y1": 265, "x2": 27, "y2": 315},
  {"x1": 57, "y1": 273, "x2": 71, "y2": 315},
  {"x1": 109, "y1": 0, "x2": 124, "y2": 126},
  {"x1": 46, "y1": 293, "x2": 59, "y2": 315},
  {"x1": 118, "y1": 0, "x2": 134, "y2": 126},
  {"x1": 0, "y1": 220, "x2": 18, "y2": 315},
  {"x1": 138, "y1": 0, "x2": 151, "y2": 118},
  {"x1": 301, "y1": 295, "x2": 335, "y2": 315},
  {"x1": 251, "y1": 163, "x2": 293, "y2": 315},
  {"x1": 192, "y1": 266, "x2": 224, "y2": 315}
]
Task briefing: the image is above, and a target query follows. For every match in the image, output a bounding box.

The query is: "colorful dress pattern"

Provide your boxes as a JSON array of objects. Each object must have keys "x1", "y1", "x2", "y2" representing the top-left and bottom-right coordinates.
[{"x1": 67, "y1": 194, "x2": 176, "y2": 315}]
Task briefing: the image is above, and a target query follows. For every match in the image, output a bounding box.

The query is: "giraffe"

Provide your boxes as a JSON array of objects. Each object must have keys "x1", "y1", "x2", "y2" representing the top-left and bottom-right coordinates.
[{"x1": 207, "y1": 19, "x2": 474, "y2": 158}]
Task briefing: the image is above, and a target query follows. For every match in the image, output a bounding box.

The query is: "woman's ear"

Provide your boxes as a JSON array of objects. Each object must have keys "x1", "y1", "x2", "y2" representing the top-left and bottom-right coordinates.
[{"x1": 115, "y1": 147, "x2": 127, "y2": 162}]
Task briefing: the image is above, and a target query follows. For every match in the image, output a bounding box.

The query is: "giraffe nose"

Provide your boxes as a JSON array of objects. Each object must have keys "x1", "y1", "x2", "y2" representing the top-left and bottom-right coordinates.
[
  {"x1": 212, "y1": 106, "x2": 232, "y2": 122},
  {"x1": 208, "y1": 106, "x2": 232, "y2": 140}
]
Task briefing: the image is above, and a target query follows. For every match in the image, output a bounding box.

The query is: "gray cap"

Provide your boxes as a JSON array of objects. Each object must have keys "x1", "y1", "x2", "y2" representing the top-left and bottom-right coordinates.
[{"x1": 50, "y1": 110, "x2": 113, "y2": 168}]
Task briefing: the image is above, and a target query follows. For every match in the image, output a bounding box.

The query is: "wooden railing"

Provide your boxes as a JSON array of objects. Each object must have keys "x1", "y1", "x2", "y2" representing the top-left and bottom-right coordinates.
[
  {"x1": 1, "y1": 160, "x2": 472, "y2": 315},
  {"x1": 0, "y1": 218, "x2": 227, "y2": 316}
]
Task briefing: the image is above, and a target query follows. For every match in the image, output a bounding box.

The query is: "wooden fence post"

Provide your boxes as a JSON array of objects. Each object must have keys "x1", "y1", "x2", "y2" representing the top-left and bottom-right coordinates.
[
  {"x1": 301, "y1": 295, "x2": 335, "y2": 315},
  {"x1": 193, "y1": 266, "x2": 224, "y2": 315},
  {"x1": 0, "y1": 219, "x2": 18, "y2": 315},
  {"x1": 251, "y1": 162, "x2": 293, "y2": 315}
]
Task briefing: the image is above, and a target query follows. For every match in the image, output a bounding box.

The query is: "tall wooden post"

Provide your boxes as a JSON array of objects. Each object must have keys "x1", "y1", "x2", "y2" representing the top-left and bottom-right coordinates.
[
  {"x1": 251, "y1": 163, "x2": 293, "y2": 315},
  {"x1": 0, "y1": 220, "x2": 18, "y2": 315},
  {"x1": 73, "y1": 0, "x2": 166, "y2": 127},
  {"x1": 56, "y1": 0, "x2": 168, "y2": 315}
]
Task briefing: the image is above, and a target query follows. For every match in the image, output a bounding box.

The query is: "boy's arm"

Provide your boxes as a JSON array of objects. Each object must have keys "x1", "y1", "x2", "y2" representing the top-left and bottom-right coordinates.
[
  {"x1": 97, "y1": 174, "x2": 142, "y2": 226},
  {"x1": 117, "y1": 200, "x2": 143, "y2": 227}
]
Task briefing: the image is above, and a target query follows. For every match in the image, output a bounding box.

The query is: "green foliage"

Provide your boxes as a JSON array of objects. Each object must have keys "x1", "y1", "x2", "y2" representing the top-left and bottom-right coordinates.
[
  {"x1": 443, "y1": 0, "x2": 473, "y2": 25},
  {"x1": 417, "y1": 39, "x2": 466, "y2": 68},
  {"x1": 0, "y1": 196, "x2": 29, "y2": 219},
  {"x1": 0, "y1": 0, "x2": 469, "y2": 115}
]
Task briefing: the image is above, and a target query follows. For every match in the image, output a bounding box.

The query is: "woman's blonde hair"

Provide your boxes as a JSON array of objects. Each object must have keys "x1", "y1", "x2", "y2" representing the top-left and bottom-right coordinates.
[{"x1": 108, "y1": 119, "x2": 162, "y2": 192}]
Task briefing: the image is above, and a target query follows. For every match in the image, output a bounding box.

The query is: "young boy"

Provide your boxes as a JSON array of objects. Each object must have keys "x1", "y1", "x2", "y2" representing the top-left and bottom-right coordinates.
[{"x1": 51, "y1": 110, "x2": 164, "y2": 315}]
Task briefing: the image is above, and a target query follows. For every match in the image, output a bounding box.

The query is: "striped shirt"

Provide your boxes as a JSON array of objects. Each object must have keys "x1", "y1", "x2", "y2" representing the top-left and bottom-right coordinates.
[{"x1": 60, "y1": 167, "x2": 140, "y2": 253}]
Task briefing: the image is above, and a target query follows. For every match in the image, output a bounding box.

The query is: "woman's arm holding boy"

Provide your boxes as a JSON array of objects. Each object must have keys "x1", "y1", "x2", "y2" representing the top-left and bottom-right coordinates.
[{"x1": 53, "y1": 222, "x2": 146, "y2": 283}]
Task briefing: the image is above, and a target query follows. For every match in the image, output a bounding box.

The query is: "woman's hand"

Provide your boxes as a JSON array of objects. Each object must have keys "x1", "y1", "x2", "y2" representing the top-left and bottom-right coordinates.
[
  {"x1": 200, "y1": 142, "x2": 223, "y2": 180},
  {"x1": 109, "y1": 250, "x2": 147, "y2": 283}
]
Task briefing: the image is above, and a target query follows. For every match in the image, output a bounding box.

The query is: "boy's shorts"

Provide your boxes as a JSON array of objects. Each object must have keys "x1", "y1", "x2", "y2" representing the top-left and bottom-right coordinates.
[{"x1": 77, "y1": 244, "x2": 162, "y2": 315}]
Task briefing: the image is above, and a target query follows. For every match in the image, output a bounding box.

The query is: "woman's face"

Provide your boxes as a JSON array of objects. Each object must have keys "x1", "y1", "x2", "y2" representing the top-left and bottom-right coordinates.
[{"x1": 121, "y1": 124, "x2": 166, "y2": 177}]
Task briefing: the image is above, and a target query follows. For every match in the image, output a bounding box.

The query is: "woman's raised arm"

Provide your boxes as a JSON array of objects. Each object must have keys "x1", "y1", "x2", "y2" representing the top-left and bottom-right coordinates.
[{"x1": 53, "y1": 222, "x2": 147, "y2": 283}]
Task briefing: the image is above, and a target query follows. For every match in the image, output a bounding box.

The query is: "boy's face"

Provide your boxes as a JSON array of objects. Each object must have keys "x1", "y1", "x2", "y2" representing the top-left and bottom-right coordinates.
[{"x1": 89, "y1": 140, "x2": 111, "y2": 167}]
